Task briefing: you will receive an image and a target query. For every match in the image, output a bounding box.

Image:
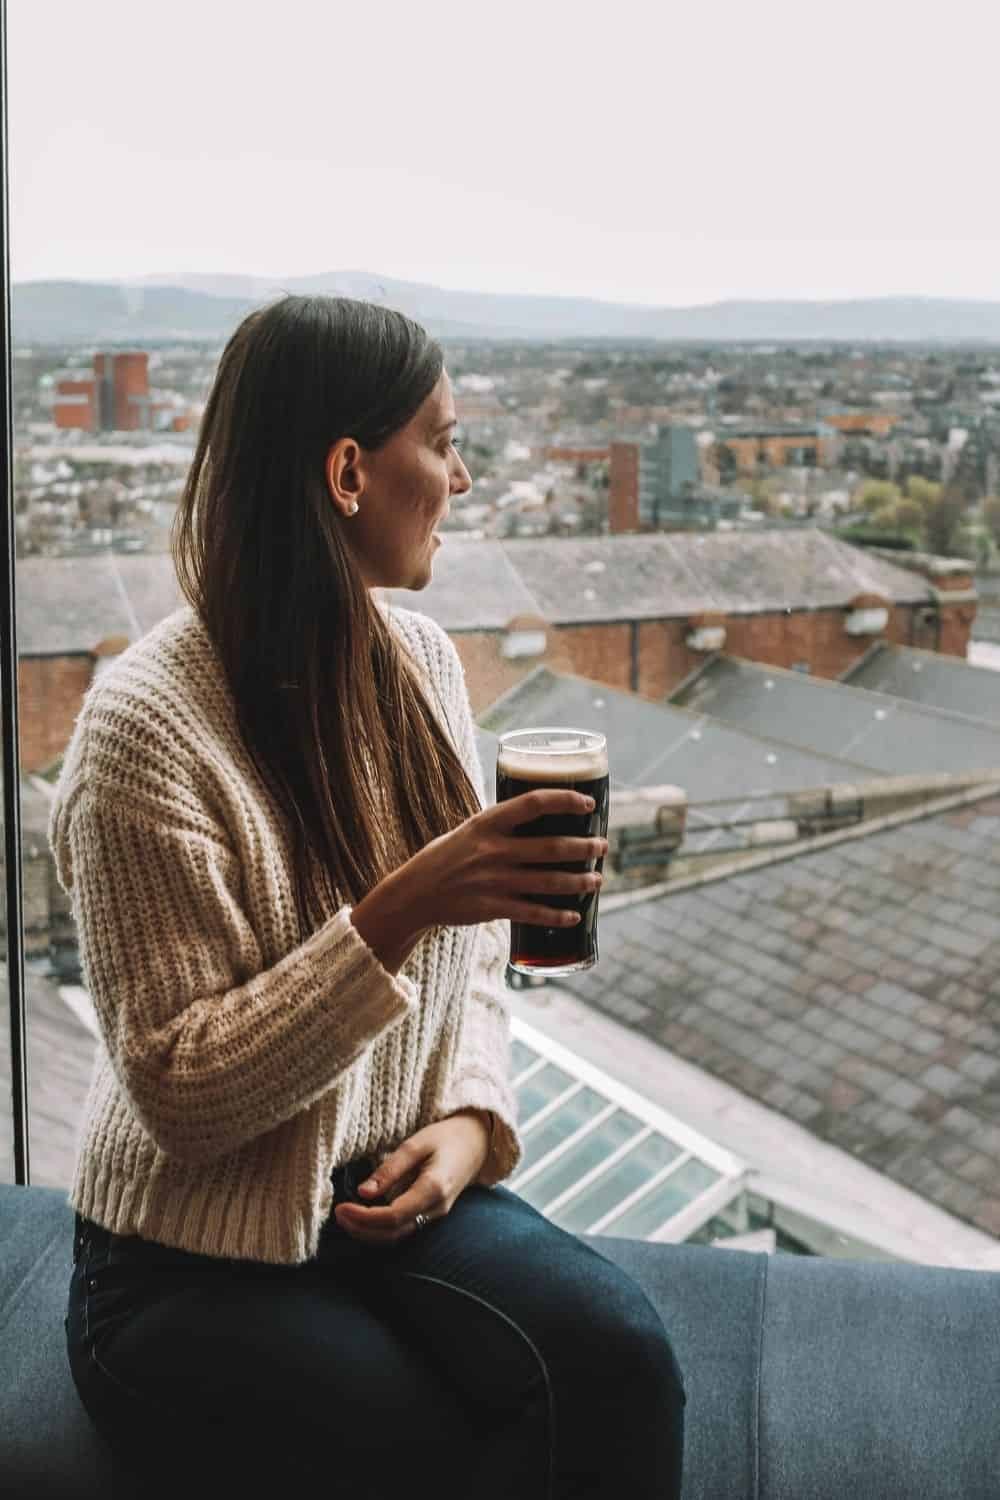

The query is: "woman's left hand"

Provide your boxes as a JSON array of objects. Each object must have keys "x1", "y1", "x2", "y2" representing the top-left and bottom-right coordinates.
[{"x1": 333, "y1": 1110, "x2": 491, "y2": 1245}]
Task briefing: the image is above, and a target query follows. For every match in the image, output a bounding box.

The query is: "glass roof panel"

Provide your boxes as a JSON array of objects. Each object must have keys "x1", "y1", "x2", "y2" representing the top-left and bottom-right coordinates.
[
  {"x1": 516, "y1": 1087, "x2": 609, "y2": 1175},
  {"x1": 508, "y1": 1017, "x2": 749, "y2": 1246},
  {"x1": 516, "y1": 1062, "x2": 576, "y2": 1122},
  {"x1": 517, "y1": 1110, "x2": 641, "y2": 1211},
  {"x1": 510, "y1": 1038, "x2": 539, "y2": 1077},
  {"x1": 601, "y1": 1159, "x2": 720, "y2": 1239},
  {"x1": 550, "y1": 1133, "x2": 685, "y2": 1234}
]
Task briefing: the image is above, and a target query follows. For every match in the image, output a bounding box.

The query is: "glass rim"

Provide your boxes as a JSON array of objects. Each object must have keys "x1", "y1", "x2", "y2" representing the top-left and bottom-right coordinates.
[{"x1": 497, "y1": 726, "x2": 607, "y2": 755}]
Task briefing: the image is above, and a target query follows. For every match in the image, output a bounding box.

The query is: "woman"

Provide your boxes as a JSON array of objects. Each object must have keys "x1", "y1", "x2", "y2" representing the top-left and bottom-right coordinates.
[{"x1": 52, "y1": 296, "x2": 686, "y2": 1498}]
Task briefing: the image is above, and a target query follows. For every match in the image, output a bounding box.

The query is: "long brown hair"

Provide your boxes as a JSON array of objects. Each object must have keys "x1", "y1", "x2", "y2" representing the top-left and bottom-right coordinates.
[{"x1": 173, "y1": 295, "x2": 481, "y2": 927}]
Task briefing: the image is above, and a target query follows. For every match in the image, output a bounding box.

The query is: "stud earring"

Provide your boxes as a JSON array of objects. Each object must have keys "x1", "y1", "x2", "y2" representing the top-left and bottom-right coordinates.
[{"x1": 347, "y1": 501, "x2": 359, "y2": 515}]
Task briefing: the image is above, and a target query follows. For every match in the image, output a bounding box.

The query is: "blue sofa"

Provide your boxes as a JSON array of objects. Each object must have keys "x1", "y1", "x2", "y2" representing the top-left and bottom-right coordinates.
[{"x1": 2, "y1": 1182, "x2": 998, "y2": 1497}]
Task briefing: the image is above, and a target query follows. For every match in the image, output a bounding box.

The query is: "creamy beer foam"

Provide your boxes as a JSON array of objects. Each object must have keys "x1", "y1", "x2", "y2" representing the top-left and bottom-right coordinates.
[{"x1": 497, "y1": 733, "x2": 608, "y2": 785}]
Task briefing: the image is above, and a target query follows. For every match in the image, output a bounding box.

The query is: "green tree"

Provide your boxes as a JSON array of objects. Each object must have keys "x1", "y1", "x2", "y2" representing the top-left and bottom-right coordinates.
[
  {"x1": 712, "y1": 442, "x2": 738, "y2": 482},
  {"x1": 982, "y1": 495, "x2": 1000, "y2": 549},
  {"x1": 895, "y1": 499, "x2": 925, "y2": 534},
  {"x1": 905, "y1": 475, "x2": 942, "y2": 508},
  {"x1": 922, "y1": 485, "x2": 967, "y2": 557},
  {"x1": 748, "y1": 477, "x2": 782, "y2": 516},
  {"x1": 856, "y1": 479, "x2": 901, "y2": 514},
  {"x1": 870, "y1": 506, "x2": 901, "y2": 531}
]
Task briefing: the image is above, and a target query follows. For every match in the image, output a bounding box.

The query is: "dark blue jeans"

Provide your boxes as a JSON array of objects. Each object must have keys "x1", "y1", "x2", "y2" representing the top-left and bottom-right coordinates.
[{"x1": 68, "y1": 1176, "x2": 685, "y2": 1500}]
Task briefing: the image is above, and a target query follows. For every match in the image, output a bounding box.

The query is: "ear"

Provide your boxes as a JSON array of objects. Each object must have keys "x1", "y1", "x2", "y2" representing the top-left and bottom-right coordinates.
[{"x1": 325, "y1": 438, "x2": 368, "y2": 517}]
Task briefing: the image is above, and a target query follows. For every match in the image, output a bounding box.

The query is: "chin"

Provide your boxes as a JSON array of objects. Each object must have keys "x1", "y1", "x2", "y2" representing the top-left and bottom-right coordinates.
[{"x1": 390, "y1": 559, "x2": 433, "y2": 592}]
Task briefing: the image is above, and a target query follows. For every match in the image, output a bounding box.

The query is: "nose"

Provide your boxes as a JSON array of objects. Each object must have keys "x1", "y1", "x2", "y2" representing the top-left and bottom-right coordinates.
[{"x1": 451, "y1": 451, "x2": 472, "y2": 496}]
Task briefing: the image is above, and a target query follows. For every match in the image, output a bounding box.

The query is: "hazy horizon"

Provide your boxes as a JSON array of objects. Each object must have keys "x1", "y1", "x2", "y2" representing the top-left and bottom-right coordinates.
[{"x1": 12, "y1": 270, "x2": 1000, "y2": 313}]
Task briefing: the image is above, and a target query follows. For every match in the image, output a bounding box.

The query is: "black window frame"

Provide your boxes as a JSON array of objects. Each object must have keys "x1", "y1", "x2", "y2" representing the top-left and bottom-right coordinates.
[{"x1": 1, "y1": 0, "x2": 31, "y2": 1185}]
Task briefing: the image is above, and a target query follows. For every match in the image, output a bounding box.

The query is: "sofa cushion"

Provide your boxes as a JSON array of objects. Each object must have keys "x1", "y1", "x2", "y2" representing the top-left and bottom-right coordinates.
[
  {"x1": 4, "y1": 1184, "x2": 1000, "y2": 1499},
  {"x1": 1, "y1": 1184, "x2": 116, "y2": 1496}
]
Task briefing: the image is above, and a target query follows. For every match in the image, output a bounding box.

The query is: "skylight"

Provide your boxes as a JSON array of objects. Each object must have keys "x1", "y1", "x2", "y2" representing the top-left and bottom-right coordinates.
[{"x1": 509, "y1": 1019, "x2": 746, "y2": 1242}]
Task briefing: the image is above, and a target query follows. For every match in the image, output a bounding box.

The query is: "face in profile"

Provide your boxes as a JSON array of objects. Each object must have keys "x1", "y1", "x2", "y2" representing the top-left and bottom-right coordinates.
[{"x1": 327, "y1": 372, "x2": 472, "y2": 591}]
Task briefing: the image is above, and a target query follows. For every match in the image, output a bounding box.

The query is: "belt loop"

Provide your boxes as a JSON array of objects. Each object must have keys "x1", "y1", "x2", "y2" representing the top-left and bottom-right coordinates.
[{"x1": 73, "y1": 1213, "x2": 88, "y2": 1266}]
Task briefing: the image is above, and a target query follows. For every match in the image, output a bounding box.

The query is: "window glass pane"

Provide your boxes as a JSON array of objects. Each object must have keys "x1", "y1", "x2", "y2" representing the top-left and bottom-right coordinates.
[
  {"x1": 517, "y1": 1109, "x2": 641, "y2": 1211},
  {"x1": 550, "y1": 1132, "x2": 684, "y2": 1233},
  {"x1": 601, "y1": 1160, "x2": 721, "y2": 1239},
  {"x1": 510, "y1": 1038, "x2": 538, "y2": 1078},
  {"x1": 515, "y1": 1062, "x2": 574, "y2": 1122},
  {"x1": 515, "y1": 1086, "x2": 608, "y2": 1175}
]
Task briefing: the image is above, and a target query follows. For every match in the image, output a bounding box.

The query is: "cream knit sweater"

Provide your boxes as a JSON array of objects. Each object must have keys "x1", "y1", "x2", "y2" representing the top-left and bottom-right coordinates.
[{"x1": 49, "y1": 604, "x2": 521, "y2": 1264}]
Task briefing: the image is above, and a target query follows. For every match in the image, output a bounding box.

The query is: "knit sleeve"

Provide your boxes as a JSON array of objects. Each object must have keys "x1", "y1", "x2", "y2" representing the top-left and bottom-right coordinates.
[
  {"x1": 423, "y1": 620, "x2": 522, "y2": 1183},
  {"x1": 53, "y1": 786, "x2": 418, "y2": 1165},
  {"x1": 437, "y1": 916, "x2": 522, "y2": 1183}
]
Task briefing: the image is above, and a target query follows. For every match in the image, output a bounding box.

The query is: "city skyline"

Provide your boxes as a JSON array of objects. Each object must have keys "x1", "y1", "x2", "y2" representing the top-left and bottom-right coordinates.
[{"x1": 9, "y1": 0, "x2": 1000, "y2": 306}]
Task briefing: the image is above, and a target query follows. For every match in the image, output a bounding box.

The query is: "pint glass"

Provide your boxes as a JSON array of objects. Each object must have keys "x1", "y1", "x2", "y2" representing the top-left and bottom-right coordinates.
[{"x1": 495, "y1": 728, "x2": 609, "y2": 977}]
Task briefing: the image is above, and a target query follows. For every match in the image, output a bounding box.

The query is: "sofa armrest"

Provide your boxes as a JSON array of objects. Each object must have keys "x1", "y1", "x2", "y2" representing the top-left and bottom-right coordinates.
[{"x1": 592, "y1": 1236, "x2": 1000, "y2": 1500}]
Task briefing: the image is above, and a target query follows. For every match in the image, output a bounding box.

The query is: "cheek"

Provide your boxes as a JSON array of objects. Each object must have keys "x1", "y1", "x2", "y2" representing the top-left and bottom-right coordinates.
[{"x1": 413, "y1": 461, "x2": 447, "y2": 520}]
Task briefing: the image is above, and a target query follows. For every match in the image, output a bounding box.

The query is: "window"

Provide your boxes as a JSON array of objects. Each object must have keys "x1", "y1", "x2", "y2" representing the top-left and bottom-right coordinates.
[
  {"x1": 508, "y1": 1020, "x2": 744, "y2": 1244},
  {"x1": 3, "y1": 4, "x2": 997, "y2": 1277}
]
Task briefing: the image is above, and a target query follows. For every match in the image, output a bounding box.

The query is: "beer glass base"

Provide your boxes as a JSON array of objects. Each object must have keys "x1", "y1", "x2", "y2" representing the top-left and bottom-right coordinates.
[{"x1": 508, "y1": 956, "x2": 597, "y2": 979}]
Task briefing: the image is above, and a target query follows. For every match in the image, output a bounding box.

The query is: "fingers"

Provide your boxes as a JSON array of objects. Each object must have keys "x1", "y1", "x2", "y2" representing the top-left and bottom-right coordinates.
[
  {"x1": 504, "y1": 899, "x2": 585, "y2": 928},
  {"x1": 335, "y1": 1177, "x2": 447, "y2": 1245},
  {"x1": 507, "y1": 869, "x2": 603, "y2": 897},
  {"x1": 356, "y1": 1140, "x2": 423, "y2": 1203},
  {"x1": 513, "y1": 836, "x2": 608, "y2": 865},
  {"x1": 489, "y1": 788, "x2": 595, "y2": 831}
]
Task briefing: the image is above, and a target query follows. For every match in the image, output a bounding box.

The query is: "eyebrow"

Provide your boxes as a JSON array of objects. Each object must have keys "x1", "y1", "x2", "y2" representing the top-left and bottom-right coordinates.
[{"x1": 433, "y1": 417, "x2": 458, "y2": 437}]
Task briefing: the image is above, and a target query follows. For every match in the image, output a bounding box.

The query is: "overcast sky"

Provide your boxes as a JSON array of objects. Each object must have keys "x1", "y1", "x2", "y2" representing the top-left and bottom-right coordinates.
[{"x1": 9, "y1": 0, "x2": 1000, "y2": 307}]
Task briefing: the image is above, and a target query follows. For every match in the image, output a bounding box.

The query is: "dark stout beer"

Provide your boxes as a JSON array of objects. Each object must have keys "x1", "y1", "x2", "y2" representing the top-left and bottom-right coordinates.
[{"x1": 496, "y1": 729, "x2": 610, "y2": 976}]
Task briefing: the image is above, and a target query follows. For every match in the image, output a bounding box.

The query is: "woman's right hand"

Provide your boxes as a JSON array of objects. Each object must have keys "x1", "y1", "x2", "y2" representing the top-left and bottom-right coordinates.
[{"x1": 350, "y1": 789, "x2": 608, "y2": 974}]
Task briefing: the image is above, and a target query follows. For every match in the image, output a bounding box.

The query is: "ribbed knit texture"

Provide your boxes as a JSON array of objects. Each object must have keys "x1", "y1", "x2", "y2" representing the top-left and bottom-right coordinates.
[{"x1": 49, "y1": 604, "x2": 521, "y2": 1264}]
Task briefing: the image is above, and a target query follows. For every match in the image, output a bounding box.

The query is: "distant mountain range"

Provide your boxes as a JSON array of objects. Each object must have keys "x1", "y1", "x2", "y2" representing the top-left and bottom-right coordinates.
[{"x1": 12, "y1": 270, "x2": 1000, "y2": 345}]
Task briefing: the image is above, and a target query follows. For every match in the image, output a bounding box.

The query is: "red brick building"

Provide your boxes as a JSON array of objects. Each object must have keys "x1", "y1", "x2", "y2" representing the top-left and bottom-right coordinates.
[
  {"x1": 717, "y1": 423, "x2": 838, "y2": 474},
  {"x1": 543, "y1": 445, "x2": 610, "y2": 465},
  {"x1": 53, "y1": 376, "x2": 99, "y2": 432},
  {"x1": 608, "y1": 441, "x2": 641, "y2": 533},
  {"x1": 386, "y1": 530, "x2": 977, "y2": 714},
  {"x1": 52, "y1": 352, "x2": 151, "y2": 433},
  {"x1": 94, "y1": 351, "x2": 150, "y2": 431}
]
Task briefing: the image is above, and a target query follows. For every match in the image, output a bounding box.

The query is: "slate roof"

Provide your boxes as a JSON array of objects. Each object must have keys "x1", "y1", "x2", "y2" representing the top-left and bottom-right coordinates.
[
  {"x1": 673, "y1": 657, "x2": 1000, "y2": 777},
  {"x1": 975, "y1": 604, "x2": 1000, "y2": 643},
  {"x1": 386, "y1": 528, "x2": 933, "y2": 631},
  {"x1": 480, "y1": 667, "x2": 870, "y2": 805},
  {"x1": 10, "y1": 532, "x2": 939, "y2": 650},
  {"x1": 16, "y1": 555, "x2": 184, "y2": 655},
  {"x1": 559, "y1": 791, "x2": 1000, "y2": 1240},
  {"x1": 843, "y1": 644, "x2": 1000, "y2": 726},
  {"x1": 384, "y1": 540, "x2": 541, "y2": 632},
  {"x1": 115, "y1": 555, "x2": 187, "y2": 637}
]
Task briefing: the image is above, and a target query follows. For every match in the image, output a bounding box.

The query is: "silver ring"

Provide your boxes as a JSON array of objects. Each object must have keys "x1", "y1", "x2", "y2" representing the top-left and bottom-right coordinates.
[{"x1": 414, "y1": 1212, "x2": 430, "y2": 1229}]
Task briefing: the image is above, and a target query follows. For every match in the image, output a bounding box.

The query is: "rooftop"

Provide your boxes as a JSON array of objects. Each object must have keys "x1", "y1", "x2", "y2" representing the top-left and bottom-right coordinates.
[
  {"x1": 672, "y1": 656, "x2": 1000, "y2": 778},
  {"x1": 479, "y1": 666, "x2": 869, "y2": 803},
  {"x1": 386, "y1": 529, "x2": 934, "y2": 631},
  {"x1": 843, "y1": 643, "x2": 1000, "y2": 725},
  {"x1": 14, "y1": 532, "x2": 946, "y2": 655},
  {"x1": 556, "y1": 788, "x2": 1000, "y2": 1242},
  {"x1": 16, "y1": 554, "x2": 183, "y2": 655}
]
